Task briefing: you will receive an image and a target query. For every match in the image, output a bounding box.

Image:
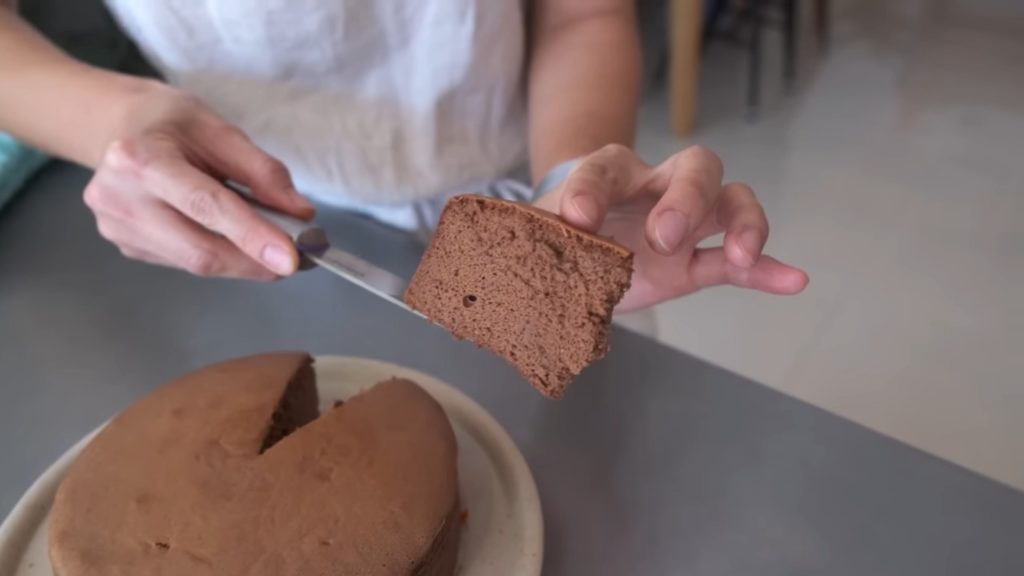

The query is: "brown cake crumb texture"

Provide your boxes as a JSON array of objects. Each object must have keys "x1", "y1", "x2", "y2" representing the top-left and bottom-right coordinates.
[
  {"x1": 49, "y1": 352, "x2": 460, "y2": 576},
  {"x1": 405, "y1": 195, "x2": 633, "y2": 398}
]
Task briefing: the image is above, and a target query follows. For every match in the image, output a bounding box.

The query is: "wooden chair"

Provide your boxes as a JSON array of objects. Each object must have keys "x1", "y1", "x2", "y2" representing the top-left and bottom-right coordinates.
[{"x1": 670, "y1": 0, "x2": 830, "y2": 134}]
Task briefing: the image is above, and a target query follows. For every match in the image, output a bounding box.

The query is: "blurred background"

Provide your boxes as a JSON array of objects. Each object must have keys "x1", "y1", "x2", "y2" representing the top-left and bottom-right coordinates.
[
  {"x1": 5, "y1": 0, "x2": 1022, "y2": 492},
  {"x1": 636, "y1": 0, "x2": 1024, "y2": 491}
]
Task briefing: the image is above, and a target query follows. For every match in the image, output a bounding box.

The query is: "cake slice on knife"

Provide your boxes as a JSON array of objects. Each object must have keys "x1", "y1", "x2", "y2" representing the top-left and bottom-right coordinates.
[{"x1": 405, "y1": 195, "x2": 633, "y2": 398}]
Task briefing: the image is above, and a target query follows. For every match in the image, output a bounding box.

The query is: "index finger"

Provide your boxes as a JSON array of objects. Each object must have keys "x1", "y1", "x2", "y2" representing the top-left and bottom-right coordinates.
[
  {"x1": 194, "y1": 122, "x2": 315, "y2": 220},
  {"x1": 147, "y1": 158, "x2": 301, "y2": 276},
  {"x1": 554, "y1": 144, "x2": 658, "y2": 232}
]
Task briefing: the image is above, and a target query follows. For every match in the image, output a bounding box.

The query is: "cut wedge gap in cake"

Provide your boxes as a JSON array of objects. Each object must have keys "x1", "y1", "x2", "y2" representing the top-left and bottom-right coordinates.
[{"x1": 259, "y1": 363, "x2": 319, "y2": 454}]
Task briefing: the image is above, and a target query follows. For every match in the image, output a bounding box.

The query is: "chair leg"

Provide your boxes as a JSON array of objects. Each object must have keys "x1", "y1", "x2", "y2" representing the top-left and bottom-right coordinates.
[
  {"x1": 815, "y1": 0, "x2": 830, "y2": 50},
  {"x1": 702, "y1": 0, "x2": 727, "y2": 49},
  {"x1": 784, "y1": 0, "x2": 798, "y2": 90},
  {"x1": 747, "y1": 1, "x2": 762, "y2": 118}
]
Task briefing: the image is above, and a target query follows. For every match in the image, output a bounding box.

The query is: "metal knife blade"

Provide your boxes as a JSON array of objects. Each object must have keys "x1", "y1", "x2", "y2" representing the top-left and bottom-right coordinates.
[{"x1": 304, "y1": 245, "x2": 413, "y2": 312}]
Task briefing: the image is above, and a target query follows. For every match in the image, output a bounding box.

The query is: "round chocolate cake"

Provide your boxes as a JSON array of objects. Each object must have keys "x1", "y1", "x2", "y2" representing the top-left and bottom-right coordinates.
[{"x1": 49, "y1": 352, "x2": 460, "y2": 576}]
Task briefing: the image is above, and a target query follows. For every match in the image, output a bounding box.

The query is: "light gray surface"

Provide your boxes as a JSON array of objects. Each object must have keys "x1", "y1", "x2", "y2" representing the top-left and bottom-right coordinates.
[{"x1": 2, "y1": 163, "x2": 1024, "y2": 575}]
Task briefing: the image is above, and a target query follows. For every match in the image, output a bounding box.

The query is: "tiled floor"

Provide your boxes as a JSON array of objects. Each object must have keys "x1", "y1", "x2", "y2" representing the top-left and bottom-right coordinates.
[{"x1": 635, "y1": 0, "x2": 1024, "y2": 490}]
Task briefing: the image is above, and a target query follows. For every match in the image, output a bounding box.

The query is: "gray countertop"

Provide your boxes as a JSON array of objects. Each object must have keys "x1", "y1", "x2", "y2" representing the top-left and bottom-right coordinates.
[{"x1": 2, "y1": 163, "x2": 1023, "y2": 575}]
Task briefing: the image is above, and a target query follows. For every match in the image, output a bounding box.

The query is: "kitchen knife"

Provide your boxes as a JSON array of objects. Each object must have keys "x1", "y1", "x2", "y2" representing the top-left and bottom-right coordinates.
[{"x1": 228, "y1": 183, "x2": 418, "y2": 315}]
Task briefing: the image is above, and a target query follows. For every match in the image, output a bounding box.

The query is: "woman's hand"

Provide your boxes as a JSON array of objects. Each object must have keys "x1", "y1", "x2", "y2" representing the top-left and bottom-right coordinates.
[
  {"x1": 84, "y1": 82, "x2": 314, "y2": 280},
  {"x1": 534, "y1": 144, "x2": 808, "y2": 312}
]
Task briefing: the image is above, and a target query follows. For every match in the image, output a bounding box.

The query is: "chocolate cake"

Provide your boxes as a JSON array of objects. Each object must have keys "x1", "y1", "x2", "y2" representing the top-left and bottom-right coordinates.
[
  {"x1": 49, "y1": 352, "x2": 460, "y2": 576},
  {"x1": 405, "y1": 195, "x2": 633, "y2": 398}
]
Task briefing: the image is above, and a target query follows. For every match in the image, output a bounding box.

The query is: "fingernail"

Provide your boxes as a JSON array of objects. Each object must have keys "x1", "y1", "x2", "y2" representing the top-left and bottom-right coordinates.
[
  {"x1": 262, "y1": 243, "x2": 295, "y2": 275},
  {"x1": 654, "y1": 210, "x2": 689, "y2": 253},
  {"x1": 569, "y1": 195, "x2": 600, "y2": 227},
  {"x1": 291, "y1": 190, "x2": 315, "y2": 211},
  {"x1": 739, "y1": 228, "x2": 763, "y2": 264}
]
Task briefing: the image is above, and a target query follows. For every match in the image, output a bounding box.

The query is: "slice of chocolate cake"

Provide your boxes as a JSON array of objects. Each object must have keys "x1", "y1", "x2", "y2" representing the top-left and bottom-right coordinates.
[{"x1": 405, "y1": 195, "x2": 633, "y2": 398}]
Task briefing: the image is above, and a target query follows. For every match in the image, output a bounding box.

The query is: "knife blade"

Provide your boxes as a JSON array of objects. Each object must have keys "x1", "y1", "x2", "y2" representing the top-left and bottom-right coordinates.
[{"x1": 228, "y1": 183, "x2": 419, "y2": 315}]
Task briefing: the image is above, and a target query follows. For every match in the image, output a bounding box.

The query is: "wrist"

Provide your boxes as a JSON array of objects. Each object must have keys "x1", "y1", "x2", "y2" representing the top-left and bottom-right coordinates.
[
  {"x1": 14, "y1": 64, "x2": 163, "y2": 168},
  {"x1": 85, "y1": 73, "x2": 168, "y2": 166},
  {"x1": 534, "y1": 157, "x2": 580, "y2": 197},
  {"x1": 531, "y1": 158, "x2": 581, "y2": 214}
]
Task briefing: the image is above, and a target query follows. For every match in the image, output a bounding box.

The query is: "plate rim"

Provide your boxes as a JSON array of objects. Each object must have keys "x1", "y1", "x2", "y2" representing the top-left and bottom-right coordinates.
[{"x1": 0, "y1": 354, "x2": 544, "y2": 575}]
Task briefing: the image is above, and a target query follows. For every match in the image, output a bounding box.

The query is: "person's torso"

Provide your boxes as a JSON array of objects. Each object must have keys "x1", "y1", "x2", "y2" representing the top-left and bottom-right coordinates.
[{"x1": 104, "y1": 0, "x2": 528, "y2": 208}]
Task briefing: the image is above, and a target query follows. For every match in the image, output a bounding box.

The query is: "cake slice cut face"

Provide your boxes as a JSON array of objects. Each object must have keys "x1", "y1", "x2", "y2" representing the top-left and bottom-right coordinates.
[{"x1": 405, "y1": 195, "x2": 633, "y2": 398}]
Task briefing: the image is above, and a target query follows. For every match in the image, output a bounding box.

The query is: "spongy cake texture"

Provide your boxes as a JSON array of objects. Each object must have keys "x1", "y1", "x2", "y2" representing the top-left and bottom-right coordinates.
[
  {"x1": 405, "y1": 195, "x2": 633, "y2": 398},
  {"x1": 49, "y1": 352, "x2": 460, "y2": 576}
]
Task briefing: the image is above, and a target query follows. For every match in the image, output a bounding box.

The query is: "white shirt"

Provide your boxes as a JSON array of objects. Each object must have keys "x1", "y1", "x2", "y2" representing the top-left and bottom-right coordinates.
[{"x1": 103, "y1": 0, "x2": 532, "y2": 230}]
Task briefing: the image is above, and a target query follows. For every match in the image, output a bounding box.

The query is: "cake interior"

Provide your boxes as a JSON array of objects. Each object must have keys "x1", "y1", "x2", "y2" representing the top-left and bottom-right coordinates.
[
  {"x1": 406, "y1": 196, "x2": 632, "y2": 397},
  {"x1": 259, "y1": 363, "x2": 319, "y2": 453}
]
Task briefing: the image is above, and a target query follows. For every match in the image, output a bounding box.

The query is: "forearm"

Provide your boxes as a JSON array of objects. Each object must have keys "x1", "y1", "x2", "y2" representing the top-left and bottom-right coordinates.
[
  {"x1": 0, "y1": 7, "x2": 155, "y2": 167},
  {"x1": 527, "y1": 1, "x2": 642, "y2": 183}
]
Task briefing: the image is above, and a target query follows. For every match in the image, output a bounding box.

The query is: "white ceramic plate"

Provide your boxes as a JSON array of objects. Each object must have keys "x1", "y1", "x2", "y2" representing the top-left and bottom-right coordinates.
[{"x1": 0, "y1": 356, "x2": 543, "y2": 575}]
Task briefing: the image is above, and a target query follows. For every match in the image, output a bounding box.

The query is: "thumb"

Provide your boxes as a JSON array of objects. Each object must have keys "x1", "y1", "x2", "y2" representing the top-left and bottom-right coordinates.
[
  {"x1": 556, "y1": 144, "x2": 653, "y2": 232},
  {"x1": 197, "y1": 123, "x2": 315, "y2": 220}
]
